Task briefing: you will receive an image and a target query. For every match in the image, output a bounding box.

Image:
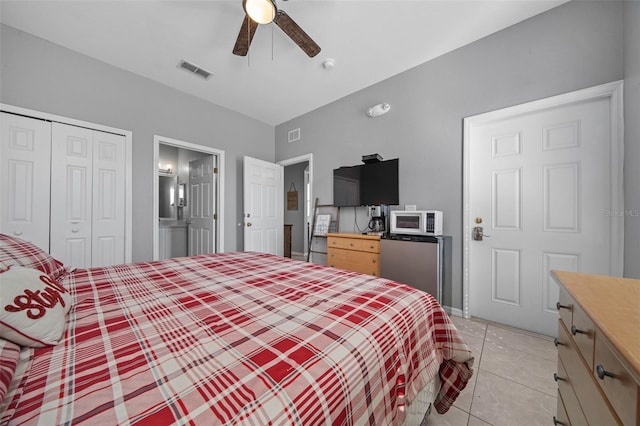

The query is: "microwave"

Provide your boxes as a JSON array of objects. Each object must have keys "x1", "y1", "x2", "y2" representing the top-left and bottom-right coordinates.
[{"x1": 390, "y1": 210, "x2": 443, "y2": 236}]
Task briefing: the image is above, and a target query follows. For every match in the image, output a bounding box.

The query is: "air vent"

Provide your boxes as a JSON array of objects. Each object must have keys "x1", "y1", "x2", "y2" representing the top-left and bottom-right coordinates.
[
  {"x1": 288, "y1": 128, "x2": 301, "y2": 143},
  {"x1": 177, "y1": 59, "x2": 213, "y2": 80}
]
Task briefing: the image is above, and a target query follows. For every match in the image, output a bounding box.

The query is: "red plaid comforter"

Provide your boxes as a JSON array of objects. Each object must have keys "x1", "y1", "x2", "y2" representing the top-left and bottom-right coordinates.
[{"x1": 1, "y1": 252, "x2": 473, "y2": 425}]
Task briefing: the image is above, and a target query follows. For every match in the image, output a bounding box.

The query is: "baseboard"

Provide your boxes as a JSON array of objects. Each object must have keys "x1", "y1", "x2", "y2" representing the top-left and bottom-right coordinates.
[{"x1": 444, "y1": 306, "x2": 464, "y2": 317}]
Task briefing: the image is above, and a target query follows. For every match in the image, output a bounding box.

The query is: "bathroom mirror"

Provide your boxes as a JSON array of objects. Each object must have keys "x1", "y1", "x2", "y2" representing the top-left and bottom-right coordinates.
[{"x1": 159, "y1": 175, "x2": 177, "y2": 219}]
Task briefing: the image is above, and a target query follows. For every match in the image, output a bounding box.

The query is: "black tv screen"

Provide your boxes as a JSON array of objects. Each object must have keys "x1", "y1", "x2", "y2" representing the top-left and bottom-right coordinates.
[{"x1": 333, "y1": 159, "x2": 399, "y2": 207}]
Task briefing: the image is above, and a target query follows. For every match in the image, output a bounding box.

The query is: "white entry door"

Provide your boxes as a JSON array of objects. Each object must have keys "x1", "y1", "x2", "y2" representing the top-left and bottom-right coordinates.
[
  {"x1": 188, "y1": 155, "x2": 216, "y2": 256},
  {"x1": 465, "y1": 84, "x2": 623, "y2": 336},
  {"x1": 243, "y1": 156, "x2": 283, "y2": 256}
]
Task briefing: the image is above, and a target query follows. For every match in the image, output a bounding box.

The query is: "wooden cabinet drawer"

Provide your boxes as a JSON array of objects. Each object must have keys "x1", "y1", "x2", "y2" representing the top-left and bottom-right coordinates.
[
  {"x1": 329, "y1": 248, "x2": 380, "y2": 276},
  {"x1": 571, "y1": 305, "x2": 596, "y2": 371},
  {"x1": 327, "y1": 236, "x2": 379, "y2": 253},
  {"x1": 557, "y1": 351, "x2": 587, "y2": 426},
  {"x1": 557, "y1": 287, "x2": 574, "y2": 330},
  {"x1": 557, "y1": 320, "x2": 619, "y2": 425},
  {"x1": 594, "y1": 333, "x2": 639, "y2": 426},
  {"x1": 556, "y1": 390, "x2": 572, "y2": 426},
  {"x1": 559, "y1": 286, "x2": 595, "y2": 370}
]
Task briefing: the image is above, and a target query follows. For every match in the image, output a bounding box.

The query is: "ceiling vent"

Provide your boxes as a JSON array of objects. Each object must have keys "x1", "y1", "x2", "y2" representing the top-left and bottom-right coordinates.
[{"x1": 177, "y1": 59, "x2": 213, "y2": 80}]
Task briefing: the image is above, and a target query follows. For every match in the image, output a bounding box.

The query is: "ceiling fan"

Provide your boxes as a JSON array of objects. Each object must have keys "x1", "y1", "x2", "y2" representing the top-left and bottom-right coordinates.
[{"x1": 232, "y1": 0, "x2": 321, "y2": 58}]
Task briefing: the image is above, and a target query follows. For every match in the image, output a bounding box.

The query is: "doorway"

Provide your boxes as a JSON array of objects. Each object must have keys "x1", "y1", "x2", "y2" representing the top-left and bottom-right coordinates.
[
  {"x1": 462, "y1": 81, "x2": 624, "y2": 336},
  {"x1": 279, "y1": 154, "x2": 313, "y2": 260},
  {"x1": 153, "y1": 135, "x2": 225, "y2": 260}
]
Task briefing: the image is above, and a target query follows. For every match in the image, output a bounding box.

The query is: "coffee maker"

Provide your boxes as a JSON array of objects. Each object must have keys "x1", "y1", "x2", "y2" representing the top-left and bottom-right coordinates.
[{"x1": 367, "y1": 205, "x2": 385, "y2": 235}]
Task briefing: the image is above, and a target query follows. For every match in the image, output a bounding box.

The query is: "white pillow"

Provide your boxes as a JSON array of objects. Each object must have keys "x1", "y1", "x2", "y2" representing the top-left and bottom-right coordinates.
[{"x1": 0, "y1": 265, "x2": 72, "y2": 347}]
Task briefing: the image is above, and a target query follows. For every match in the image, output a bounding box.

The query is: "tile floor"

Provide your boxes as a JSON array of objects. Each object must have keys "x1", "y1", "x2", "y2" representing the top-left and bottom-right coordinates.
[{"x1": 426, "y1": 316, "x2": 557, "y2": 426}]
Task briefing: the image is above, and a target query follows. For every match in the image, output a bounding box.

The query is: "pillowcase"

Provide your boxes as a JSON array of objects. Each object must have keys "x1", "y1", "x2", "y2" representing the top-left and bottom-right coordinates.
[
  {"x1": 0, "y1": 234, "x2": 66, "y2": 280},
  {"x1": 0, "y1": 265, "x2": 72, "y2": 347},
  {"x1": 0, "y1": 338, "x2": 21, "y2": 402}
]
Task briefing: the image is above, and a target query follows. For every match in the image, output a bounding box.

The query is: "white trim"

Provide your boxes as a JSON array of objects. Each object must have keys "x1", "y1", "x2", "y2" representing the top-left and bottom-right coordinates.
[
  {"x1": 153, "y1": 135, "x2": 225, "y2": 260},
  {"x1": 462, "y1": 80, "x2": 625, "y2": 319},
  {"x1": 0, "y1": 103, "x2": 133, "y2": 263}
]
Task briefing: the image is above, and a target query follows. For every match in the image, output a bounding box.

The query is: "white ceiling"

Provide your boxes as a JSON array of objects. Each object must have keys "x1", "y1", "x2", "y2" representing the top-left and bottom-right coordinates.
[{"x1": 0, "y1": 0, "x2": 566, "y2": 126}]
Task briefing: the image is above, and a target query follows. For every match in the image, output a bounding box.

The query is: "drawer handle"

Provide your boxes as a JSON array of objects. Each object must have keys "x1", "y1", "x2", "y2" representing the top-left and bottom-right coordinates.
[
  {"x1": 372, "y1": 259, "x2": 376, "y2": 263},
  {"x1": 553, "y1": 416, "x2": 567, "y2": 426},
  {"x1": 596, "y1": 364, "x2": 616, "y2": 380},
  {"x1": 556, "y1": 302, "x2": 571, "y2": 311},
  {"x1": 553, "y1": 338, "x2": 565, "y2": 347},
  {"x1": 553, "y1": 373, "x2": 566, "y2": 382},
  {"x1": 571, "y1": 325, "x2": 587, "y2": 336}
]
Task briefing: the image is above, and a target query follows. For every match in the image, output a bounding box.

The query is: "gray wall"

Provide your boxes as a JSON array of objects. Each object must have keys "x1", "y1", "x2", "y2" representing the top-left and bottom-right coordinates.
[
  {"x1": 624, "y1": 1, "x2": 640, "y2": 279},
  {"x1": 0, "y1": 25, "x2": 275, "y2": 261},
  {"x1": 284, "y1": 162, "x2": 308, "y2": 254},
  {"x1": 275, "y1": 1, "x2": 626, "y2": 309}
]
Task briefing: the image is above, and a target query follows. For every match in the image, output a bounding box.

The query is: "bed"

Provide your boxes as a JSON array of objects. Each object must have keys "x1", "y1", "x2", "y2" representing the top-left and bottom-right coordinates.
[{"x1": 0, "y1": 234, "x2": 473, "y2": 425}]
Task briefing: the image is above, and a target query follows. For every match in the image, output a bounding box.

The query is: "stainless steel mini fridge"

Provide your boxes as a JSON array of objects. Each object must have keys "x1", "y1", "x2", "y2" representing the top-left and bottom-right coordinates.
[{"x1": 380, "y1": 235, "x2": 452, "y2": 306}]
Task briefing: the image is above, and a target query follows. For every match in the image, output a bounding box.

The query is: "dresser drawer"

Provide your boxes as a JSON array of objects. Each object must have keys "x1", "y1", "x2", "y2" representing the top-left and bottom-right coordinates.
[
  {"x1": 557, "y1": 320, "x2": 619, "y2": 425},
  {"x1": 556, "y1": 390, "x2": 570, "y2": 426},
  {"x1": 328, "y1": 249, "x2": 380, "y2": 276},
  {"x1": 594, "y1": 333, "x2": 639, "y2": 426},
  {"x1": 556, "y1": 351, "x2": 587, "y2": 426},
  {"x1": 557, "y1": 287, "x2": 574, "y2": 330},
  {"x1": 327, "y1": 236, "x2": 379, "y2": 253},
  {"x1": 571, "y1": 304, "x2": 596, "y2": 371},
  {"x1": 559, "y1": 287, "x2": 595, "y2": 370}
]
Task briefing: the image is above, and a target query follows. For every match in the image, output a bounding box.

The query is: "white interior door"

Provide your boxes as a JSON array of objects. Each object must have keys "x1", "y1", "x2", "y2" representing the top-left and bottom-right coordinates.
[
  {"x1": 91, "y1": 130, "x2": 126, "y2": 266},
  {"x1": 243, "y1": 156, "x2": 283, "y2": 255},
  {"x1": 50, "y1": 123, "x2": 94, "y2": 268},
  {"x1": 0, "y1": 113, "x2": 52, "y2": 251},
  {"x1": 188, "y1": 155, "x2": 216, "y2": 256},
  {"x1": 466, "y1": 87, "x2": 622, "y2": 336}
]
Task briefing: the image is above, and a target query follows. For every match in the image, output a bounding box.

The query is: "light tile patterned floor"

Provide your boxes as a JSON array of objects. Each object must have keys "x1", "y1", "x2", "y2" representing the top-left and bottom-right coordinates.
[{"x1": 426, "y1": 316, "x2": 557, "y2": 426}]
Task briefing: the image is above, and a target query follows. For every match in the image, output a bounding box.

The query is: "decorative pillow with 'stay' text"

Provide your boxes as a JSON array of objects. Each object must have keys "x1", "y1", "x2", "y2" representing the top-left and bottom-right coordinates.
[{"x1": 0, "y1": 265, "x2": 72, "y2": 347}]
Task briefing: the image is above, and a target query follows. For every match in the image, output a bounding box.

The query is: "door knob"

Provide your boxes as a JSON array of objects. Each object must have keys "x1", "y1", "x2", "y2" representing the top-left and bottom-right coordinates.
[
  {"x1": 246, "y1": 222, "x2": 252, "y2": 227},
  {"x1": 472, "y1": 226, "x2": 491, "y2": 241}
]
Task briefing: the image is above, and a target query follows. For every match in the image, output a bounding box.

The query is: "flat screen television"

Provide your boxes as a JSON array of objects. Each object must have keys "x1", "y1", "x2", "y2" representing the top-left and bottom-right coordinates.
[{"x1": 333, "y1": 158, "x2": 399, "y2": 207}]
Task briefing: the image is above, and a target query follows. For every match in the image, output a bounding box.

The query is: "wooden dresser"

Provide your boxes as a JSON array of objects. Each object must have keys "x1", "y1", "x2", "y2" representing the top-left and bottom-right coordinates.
[
  {"x1": 326, "y1": 233, "x2": 381, "y2": 277},
  {"x1": 552, "y1": 271, "x2": 640, "y2": 426}
]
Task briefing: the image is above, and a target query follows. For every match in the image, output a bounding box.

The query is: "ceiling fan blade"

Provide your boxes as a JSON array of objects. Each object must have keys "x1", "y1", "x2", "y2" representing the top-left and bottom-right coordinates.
[
  {"x1": 274, "y1": 10, "x2": 321, "y2": 58},
  {"x1": 232, "y1": 15, "x2": 258, "y2": 56}
]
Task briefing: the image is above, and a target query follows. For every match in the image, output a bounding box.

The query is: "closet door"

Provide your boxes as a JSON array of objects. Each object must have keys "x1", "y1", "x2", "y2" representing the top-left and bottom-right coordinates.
[
  {"x1": 50, "y1": 123, "x2": 94, "y2": 268},
  {"x1": 0, "y1": 113, "x2": 52, "y2": 251},
  {"x1": 50, "y1": 123, "x2": 126, "y2": 268},
  {"x1": 92, "y1": 130, "x2": 126, "y2": 266}
]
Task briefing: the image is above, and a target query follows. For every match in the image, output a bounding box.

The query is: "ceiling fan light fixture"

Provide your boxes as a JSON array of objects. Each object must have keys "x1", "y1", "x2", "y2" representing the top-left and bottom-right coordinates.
[{"x1": 243, "y1": 0, "x2": 276, "y2": 24}]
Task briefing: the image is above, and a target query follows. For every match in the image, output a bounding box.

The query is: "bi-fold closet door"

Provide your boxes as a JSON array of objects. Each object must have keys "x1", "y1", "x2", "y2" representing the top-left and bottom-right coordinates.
[
  {"x1": 50, "y1": 122, "x2": 126, "y2": 268},
  {"x1": 1, "y1": 112, "x2": 126, "y2": 268}
]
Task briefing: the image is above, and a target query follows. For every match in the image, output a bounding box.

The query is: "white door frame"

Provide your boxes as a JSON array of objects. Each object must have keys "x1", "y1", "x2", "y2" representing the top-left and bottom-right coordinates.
[
  {"x1": 462, "y1": 81, "x2": 624, "y2": 319},
  {"x1": 0, "y1": 103, "x2": 133, "y2": 263},
  {"x1": 153, "y1": 135, "x2": 225, "y2": 260},
  {"x1": 278, "y1": 153, "x2": 313, "y2": 256}
]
